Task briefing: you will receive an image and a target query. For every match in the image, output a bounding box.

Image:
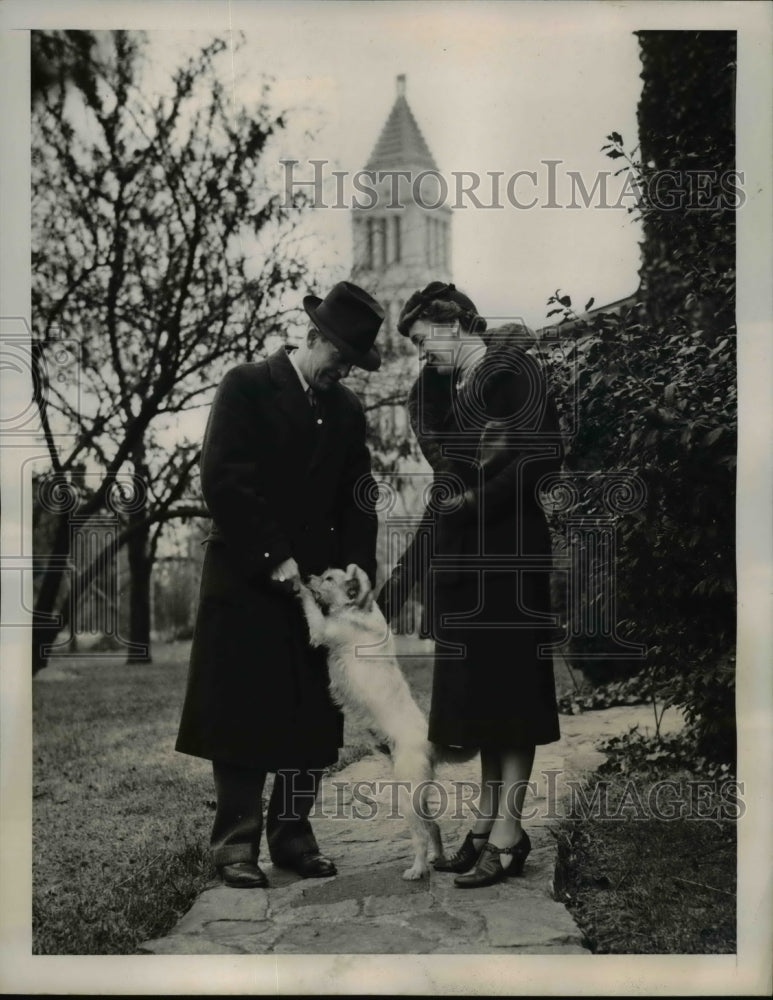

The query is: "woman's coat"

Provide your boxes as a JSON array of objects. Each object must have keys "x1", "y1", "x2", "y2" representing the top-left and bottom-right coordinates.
[{"x1": 386, "y1": 340, "x2": 564, "y2": 748}]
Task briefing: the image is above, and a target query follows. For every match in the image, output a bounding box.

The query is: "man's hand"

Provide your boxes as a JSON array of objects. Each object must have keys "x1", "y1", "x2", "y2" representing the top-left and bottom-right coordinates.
[{"x1": 270, "y1": 556, "x2": 301, "y2": 594}]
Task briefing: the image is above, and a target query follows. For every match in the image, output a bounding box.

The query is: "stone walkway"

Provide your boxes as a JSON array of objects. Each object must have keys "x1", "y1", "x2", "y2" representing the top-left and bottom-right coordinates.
[{"x1": 140, "y1": 703, "x2": 683, "y2": 956}]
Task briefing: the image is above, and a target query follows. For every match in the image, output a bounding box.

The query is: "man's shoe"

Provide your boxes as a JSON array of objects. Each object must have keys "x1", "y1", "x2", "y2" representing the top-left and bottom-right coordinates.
[
  {"x1": 218, "y1": 861, "x2": 268, "y2": 889},
  {"x1": 274, "y1": 851, "x2": 337, "y2": 878}
]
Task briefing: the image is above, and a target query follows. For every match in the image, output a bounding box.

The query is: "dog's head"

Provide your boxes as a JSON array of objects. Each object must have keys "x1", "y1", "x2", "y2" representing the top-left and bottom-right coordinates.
[{"x1": 306, "y1": 563, "x2": 373, "y2": 615}]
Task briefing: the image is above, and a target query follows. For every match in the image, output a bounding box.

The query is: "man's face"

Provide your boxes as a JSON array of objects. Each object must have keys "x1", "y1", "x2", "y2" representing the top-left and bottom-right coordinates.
[
  {"x1": 306, "y1": 329, "x2": 353, "y2": 391},
  {"x1": 410, "y1": 318, "x2": 461, "y2": 375}
]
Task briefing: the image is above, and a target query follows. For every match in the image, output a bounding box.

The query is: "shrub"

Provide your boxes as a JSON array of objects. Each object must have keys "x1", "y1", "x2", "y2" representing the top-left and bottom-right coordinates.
[{"x1": 543, "y1": 31, "x2": 736, "y2": 764}]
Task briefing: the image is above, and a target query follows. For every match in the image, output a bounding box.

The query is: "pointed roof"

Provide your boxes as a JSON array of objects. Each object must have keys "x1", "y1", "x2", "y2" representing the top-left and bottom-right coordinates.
[{"x1": 365, "y1": 75, "x2": 439, "y2": 172}]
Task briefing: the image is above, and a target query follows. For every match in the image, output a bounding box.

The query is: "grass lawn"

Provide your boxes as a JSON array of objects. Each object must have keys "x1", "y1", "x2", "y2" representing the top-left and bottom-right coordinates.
[
  {"x1": 32, "y1": 637, "x2": 436, "y2": 955},
  {"x1": 40, "y1": 635, "x2": 731, "y2": 958},
  {"x1": 32, "y1": 634, "x2": 578, "y2": 954},
  {"x1": 33, "y1": 642, "x2": 213, "y2": 954},
  {"x1": 553, "y1": 774, "x2": 736, "y2": 953}
]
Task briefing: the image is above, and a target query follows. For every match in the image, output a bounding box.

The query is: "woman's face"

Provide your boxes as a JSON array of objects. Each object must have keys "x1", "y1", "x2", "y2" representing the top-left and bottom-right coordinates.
[{"x1": 409, "y1": 318, "x2": 461, "y2": 374}]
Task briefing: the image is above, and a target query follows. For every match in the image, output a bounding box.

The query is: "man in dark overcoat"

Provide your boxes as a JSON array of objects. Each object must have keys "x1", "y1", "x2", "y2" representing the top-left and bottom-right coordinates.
[{"x1": 176, "y1": 281, "x2": 384, "y2": 888}]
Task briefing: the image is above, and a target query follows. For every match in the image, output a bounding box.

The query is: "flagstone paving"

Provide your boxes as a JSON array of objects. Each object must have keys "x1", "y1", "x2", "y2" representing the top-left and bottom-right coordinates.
[{"x1": 140, "y1": 702, "x2": 683, "y2": 955}]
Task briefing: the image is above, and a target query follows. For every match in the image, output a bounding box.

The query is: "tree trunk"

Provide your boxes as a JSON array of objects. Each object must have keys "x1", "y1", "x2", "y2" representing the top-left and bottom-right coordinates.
[
  {"x1": 32, "y1": 506, "x2": 71, "y2": 674},
  {"x1": 126, "y1": 448, "x2": 153, "y2": 663},
  {"x1": 126, "y1": 526, "x2": 152, "y2": 663}
]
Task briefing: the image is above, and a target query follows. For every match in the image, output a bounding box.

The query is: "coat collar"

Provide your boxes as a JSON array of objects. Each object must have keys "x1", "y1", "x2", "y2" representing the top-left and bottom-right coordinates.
[
  {"x1": 266, "y1": 347, "x2": 339, "y2": 472},
  {"x1": 267, "y1": 345, "x2": 308, "y2": 396},
  {"x1": 266, "y1": 345, "x2": 346, "y2": 413},
  {"x1": 267, "y1": 346, "x2": 314, "y2": 432}
]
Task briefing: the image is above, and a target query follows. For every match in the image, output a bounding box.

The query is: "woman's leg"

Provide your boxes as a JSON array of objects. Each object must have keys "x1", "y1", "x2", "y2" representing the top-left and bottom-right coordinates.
[
  {"x1": 487, "y1": 745, "x2": 536, "y2": 867},
  {"x1": 434, "y1": 747, "x2": 501, "y2": 871},
  {"x1": 471, "y1": 747, "x2": 502, "y2": 837}
]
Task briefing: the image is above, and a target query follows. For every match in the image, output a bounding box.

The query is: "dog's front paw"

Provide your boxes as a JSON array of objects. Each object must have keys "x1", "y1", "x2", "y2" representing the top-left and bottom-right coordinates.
[{"x1": 402, "y1": 862, "x2": 429, "y2": 881}]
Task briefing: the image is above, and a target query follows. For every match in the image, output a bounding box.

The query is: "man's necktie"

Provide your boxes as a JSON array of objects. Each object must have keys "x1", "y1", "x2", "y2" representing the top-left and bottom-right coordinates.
[{"x1": 307, "y1": 387, "x2": 323, "y2": 426}]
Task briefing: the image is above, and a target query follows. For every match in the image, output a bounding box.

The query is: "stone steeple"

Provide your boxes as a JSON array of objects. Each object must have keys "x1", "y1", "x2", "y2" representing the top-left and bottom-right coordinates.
[
  {"x1": 351, "y1": 75, "x2": 452, "y2": 357},
  {"x1": 365, "y1": 74, "x2": 439, "y2": 174}
]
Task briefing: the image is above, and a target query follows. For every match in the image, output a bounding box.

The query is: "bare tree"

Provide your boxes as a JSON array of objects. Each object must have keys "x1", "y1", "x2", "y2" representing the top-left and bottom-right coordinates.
[{"x1": 31, "y1": 30, "x2": 311, "y2": 669}]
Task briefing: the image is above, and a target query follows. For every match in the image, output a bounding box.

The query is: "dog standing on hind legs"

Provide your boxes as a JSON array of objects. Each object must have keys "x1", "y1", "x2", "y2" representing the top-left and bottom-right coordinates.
[{"x1": 297, "y1": 563, "x2": 446, "y2": 880}]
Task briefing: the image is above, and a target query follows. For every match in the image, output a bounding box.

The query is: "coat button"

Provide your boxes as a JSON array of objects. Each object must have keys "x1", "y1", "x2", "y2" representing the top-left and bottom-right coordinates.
[
  {"x1": 317, "y1": 418, "x2": 323, "y2": 425},
  {"x1": 264, "y1": 552, "x2": 270, "y2": 557}
]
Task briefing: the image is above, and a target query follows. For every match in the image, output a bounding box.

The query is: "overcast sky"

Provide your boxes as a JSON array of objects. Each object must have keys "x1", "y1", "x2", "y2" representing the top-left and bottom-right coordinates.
[{"x1": 145, "y1": 2, "x2": 644, "y2": 329}]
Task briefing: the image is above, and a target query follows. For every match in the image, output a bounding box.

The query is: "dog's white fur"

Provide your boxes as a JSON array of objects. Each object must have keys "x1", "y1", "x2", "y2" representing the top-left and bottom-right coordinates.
[{"x1": 297, "y1": 563, "x2": 446, "y2": 880}]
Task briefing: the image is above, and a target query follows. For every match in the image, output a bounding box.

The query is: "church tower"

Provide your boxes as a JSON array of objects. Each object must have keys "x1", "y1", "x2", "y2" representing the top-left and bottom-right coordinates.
[{"x1": 351, "y1": 75, "x2": 452, "y2": 358}]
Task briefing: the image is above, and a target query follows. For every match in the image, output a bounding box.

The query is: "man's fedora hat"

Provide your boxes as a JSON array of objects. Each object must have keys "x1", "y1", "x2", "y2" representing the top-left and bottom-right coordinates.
[{"x1": 303, "y1": 281, "x2": 384, "y2": 371}]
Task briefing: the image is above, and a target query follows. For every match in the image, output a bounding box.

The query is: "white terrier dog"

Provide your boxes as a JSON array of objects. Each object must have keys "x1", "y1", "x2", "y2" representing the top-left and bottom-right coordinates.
[{"x1": 297, "y1": 563, "x2": 446, "y2": 880}]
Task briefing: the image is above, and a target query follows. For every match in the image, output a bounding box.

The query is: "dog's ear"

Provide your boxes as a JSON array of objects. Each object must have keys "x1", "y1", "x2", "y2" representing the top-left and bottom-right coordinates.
[
  {"x1": 343, "y1": 564, "x2": 372, "y2": 610},
  {"x1": 353, "y1": 565, "x2": 374, "y2": 612},
  {"x1": 344, "y1": 563, "x2": 361, "y2": 602}
]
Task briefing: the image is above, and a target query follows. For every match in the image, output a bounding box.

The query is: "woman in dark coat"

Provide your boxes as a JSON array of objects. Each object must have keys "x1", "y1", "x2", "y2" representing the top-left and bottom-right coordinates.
[{"x1": 377, "y1": 282, "x2": 563, "y2": 888}]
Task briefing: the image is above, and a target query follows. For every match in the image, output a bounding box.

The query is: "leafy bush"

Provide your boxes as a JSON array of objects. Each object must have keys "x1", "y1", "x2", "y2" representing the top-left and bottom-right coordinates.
[
  {"x1": 596, "y1": 724, "x2": 735, "y2": 783},
  {"x1": 557, "y1": 672, "x2": 652, "y2": 715},
  {"x1": 545, "y1": 300, "x2": 735, "y2": 676},
  {"x1": 544, "y1": 32, "x2": 736, "y2": 765}
]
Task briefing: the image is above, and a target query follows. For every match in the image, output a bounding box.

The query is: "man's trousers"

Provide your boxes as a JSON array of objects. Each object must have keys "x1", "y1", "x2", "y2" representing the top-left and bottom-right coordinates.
[{"x1": 210, "y1": 761, "x2": 324, "y2": 867}]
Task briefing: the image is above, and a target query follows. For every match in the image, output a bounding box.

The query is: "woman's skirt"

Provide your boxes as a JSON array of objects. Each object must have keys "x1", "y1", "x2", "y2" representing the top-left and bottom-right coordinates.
[{"x1": 427, "y1": 568, "x2": 561, "y2": 749}]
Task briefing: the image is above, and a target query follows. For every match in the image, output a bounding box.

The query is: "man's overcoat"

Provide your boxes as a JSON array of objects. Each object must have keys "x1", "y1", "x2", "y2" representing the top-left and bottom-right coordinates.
[{"x1": 176, "y1": 347, "x2": 378, "y2": 770}]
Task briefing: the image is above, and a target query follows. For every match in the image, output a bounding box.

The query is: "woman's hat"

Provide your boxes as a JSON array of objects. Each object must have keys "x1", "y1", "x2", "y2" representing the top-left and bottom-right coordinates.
[
  {"x1": 303, "y1": 281, "x2": 384, "y2": 371},
  {"x1": 397, "y1": 282, "x2": 486, "y2": 338}
]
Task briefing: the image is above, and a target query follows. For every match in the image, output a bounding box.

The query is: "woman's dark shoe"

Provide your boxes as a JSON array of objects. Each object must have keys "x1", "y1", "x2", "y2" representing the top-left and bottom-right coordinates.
[
  {"x1": 432, "y1": 830, "x2": 489, "y2": 874},
  {"x1": 218, "y1": 861, "x2": 268, "y2": 889},
  {"x1": 453, "y1": 831, "x2": 531, "y2": 888}
]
